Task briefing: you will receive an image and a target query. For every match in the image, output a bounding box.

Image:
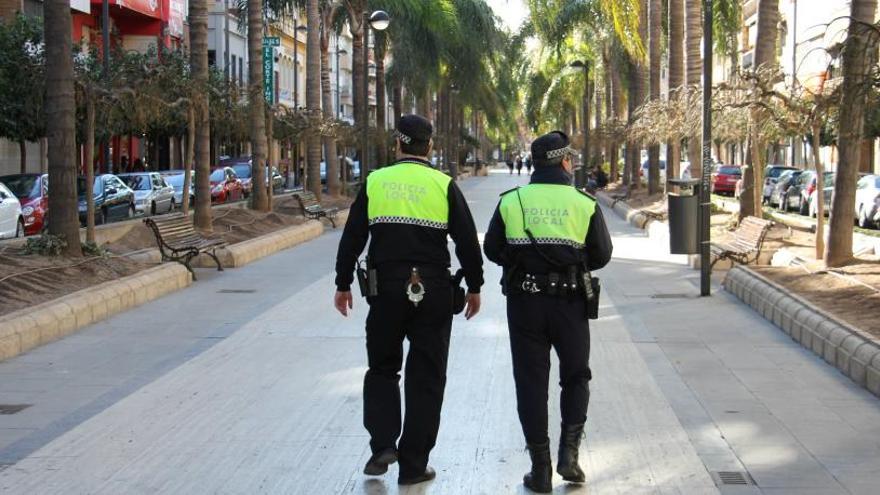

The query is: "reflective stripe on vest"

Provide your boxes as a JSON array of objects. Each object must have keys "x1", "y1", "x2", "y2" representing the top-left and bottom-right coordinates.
[
  {"x1": 499, "y1": 184, "x2": 595, "y2": 249},
  {"x1": 367, "y1": 162, "x2": 451, "y2": 229}
]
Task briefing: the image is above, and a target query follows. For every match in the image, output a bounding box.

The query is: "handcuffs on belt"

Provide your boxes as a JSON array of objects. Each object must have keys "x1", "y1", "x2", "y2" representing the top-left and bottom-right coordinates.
[{"x1": 406, "y1": 267, "x2": 426, "y2": 306}]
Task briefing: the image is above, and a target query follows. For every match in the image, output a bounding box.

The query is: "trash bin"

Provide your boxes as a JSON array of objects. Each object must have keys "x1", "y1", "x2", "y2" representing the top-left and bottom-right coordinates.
[{"x1": 667, "y1": 179, "x2": 701, "y2": 255}]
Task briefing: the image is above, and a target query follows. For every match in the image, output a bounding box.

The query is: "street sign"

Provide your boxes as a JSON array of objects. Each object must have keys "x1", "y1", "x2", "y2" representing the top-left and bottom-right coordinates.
[
  {"x1": 263, "y1": 36, "x2": 281, "y2": 47},
  {"x1": 263, "y1": 45, "x2": 274, "y2": 104}
]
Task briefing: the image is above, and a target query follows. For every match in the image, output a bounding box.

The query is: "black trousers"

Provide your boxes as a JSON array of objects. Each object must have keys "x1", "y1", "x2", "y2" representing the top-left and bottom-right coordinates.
[
  {"x1": 507, "y1": 292, "x2": 592, "y2": 446},
  {"x1": 363, "y1": 274, "x2": 452, "y2": 478}
]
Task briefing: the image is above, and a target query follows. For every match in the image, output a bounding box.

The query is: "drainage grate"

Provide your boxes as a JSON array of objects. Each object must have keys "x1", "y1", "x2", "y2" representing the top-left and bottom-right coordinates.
[
  {"x1": 0, "y1": 404, "x2": 31, "y2": 415},
  {"x1": 711, "y1": 471, "x2": 755, "y2": 486},
  {"x1": 651, "y1": 293, "x2": 692, "y2": 299},
  {"x1": 217, "y1": 289, "x2": 257, "y2": 294}
]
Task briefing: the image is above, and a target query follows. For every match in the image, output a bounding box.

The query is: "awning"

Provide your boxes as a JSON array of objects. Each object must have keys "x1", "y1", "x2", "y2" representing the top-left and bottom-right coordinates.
[{"x1": 90, "y1": 0, "x2": 162, "y2": 20}]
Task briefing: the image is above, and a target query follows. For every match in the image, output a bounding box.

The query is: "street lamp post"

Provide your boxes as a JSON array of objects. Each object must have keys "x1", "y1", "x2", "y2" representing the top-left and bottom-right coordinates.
[
  {"x1": 335, "y1": 38, "x2": 347, "y2": 119},
  {"x1": 700, "y1": 0, "x2": 714, "y2": 296},
  {"x1": 102, "y1": 0, "x2": 111, "y2": 173},
  {"x1": 570, "y1": 60, "x2": 590, "y2": 188},
  {"x1": 360, "y1": 10, "x2": 390, "y2": 182}
]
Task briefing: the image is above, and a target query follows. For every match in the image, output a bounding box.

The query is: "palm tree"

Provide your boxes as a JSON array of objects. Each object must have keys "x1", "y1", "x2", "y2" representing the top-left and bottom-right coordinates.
[
  {"x1": 319, "y1": 2, "x2": 343, "y2": 196},
  {"x1": 305, "y1": 0, "x2": 323, "y2": 199},
  {"x1": 190, "y1": 0, "x2": 213, "y2": 230},
  {"x1": 43, "y1": 0, "x2": 82, "y2": 256},
  {"x1": 827, "y1": 0, "x2": 879, "y2": 266},
  {"x1": 248, "y1": 0, "x2": 269, "y2": 211},
  {"x1": 667, "y1": 0, "x2": 684, "y2": 181},
  {"x1": 685, "y1": 0, "x2": 701, "y2": 179},
  {"x1": 740, "y1": 0, "x2": 779, "y2": 220},
  {"x1": 647, "y1": 0, "x2": 661, "y2": 194}
]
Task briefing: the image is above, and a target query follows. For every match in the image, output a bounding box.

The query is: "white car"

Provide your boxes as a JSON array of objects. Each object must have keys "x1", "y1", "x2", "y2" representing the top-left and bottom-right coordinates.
[
  {"x1": 118, "y1": 172, "x2": 176, "y2": 216},
  {"x1": 0, "y1": 181, "x2": 24, "y2": 238},
  {"x1": 855, "y1": 174, "x2": 880, "y2": 228}
]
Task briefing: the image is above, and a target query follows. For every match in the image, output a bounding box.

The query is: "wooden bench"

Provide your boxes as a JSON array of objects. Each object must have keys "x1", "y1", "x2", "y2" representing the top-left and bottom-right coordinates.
[
  {"x1": 293, "y1": 191, "x2": 339, "y2": 228},
  {"x1": 144, "y1": 213, "x2": 227, "y2": 280},
  {"x1": 710, "y1": 216, "x2": 773, "y2": 271}
]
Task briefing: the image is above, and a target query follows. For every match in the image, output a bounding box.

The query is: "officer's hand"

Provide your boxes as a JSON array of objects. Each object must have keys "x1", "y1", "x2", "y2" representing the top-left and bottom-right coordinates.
[
  {"x1": 464, "y1": 293, "x2": 481, "y2": 320},
  {"x1": 335, "y1": 291, "x2": 353, "y2": 317}
]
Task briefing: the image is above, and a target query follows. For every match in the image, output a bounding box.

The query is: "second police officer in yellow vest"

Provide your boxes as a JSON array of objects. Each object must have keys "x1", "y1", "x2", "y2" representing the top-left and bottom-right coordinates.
[
  {"x1": 334, "y1": 115, "x2": 484, "y2": 486},
  {"x1": 485, "y1": 130, "x2": 613, "y2": 493}
]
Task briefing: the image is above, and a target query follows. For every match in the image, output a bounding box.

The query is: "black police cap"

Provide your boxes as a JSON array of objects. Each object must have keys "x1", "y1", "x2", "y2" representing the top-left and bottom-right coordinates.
[
  {"x1": 395, "y1": 114, "x2": 433, "y2": 145},
  {"x1": 531, "y1": 130, "x2": 574, "y2": 162}
]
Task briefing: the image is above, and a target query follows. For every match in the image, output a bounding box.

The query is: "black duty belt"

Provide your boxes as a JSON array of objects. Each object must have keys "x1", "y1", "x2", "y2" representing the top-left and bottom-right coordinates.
[
  {"x1": 513, "y1": 271, "x2": 584, "y2": 296},
  {"x1": 377, "y1": 263, "x2": 450, "y2": 279}
]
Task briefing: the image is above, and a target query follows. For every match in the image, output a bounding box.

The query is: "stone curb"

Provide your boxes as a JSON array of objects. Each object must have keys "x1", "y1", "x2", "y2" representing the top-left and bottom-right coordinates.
[
  {"x1": 596, "y1": 191, "x2": 658, "y2": 230},
  {"x1": 0, "y1": 263, "x2": 192, "y2": 363},
  {"x1": 724, "y1": 265, "x2": 880, "y2": 398}
]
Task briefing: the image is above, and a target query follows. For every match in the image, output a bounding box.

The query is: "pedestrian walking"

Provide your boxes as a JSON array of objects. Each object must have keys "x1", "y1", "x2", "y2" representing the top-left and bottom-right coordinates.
[
  {"x1": 484, "y1": 131, "x2": 613, "y2": 493},
  {"x1": 516, "y1": 156, "x2": 524, "y2": 176},
  {"x1": 334, "y1": 114, "x2": 484, "y2": 486},
  {"x1": 507, "y1": 157, "x2": 515, "y2": 174},
  {"x1": 525, "y1": 154, "x2": 533, "y2": 175}
]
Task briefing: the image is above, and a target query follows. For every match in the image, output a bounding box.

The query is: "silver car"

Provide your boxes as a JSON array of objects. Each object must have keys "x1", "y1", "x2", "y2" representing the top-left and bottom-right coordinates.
[
  {"x1": 118, "y1": 172, "x2": 175, "y2": 216},
  {"x1": 855, "y1": 174, "x2": 880, "y2": 228},
  {"x1": 162, "y1": 171, "x2": 194, "y2": 206}
]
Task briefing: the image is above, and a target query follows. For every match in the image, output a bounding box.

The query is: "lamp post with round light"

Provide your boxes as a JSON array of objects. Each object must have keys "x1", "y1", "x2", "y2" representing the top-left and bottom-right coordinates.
[
  {"x1": 570, "y1": 60, "x2": 590, "y2": 188},
  {"x1": 360, "y1": 10, "x2": 390, "y2": 182}
]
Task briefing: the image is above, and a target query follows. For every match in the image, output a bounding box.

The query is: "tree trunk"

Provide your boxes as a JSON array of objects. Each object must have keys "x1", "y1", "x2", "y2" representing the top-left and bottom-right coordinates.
[
  {"x1": 375, "y1": 45, "x2": 387, "y2": 167},
  {"x1": 306, "y1": 0, "x2": 323, "y2": 200},
  {"x1": 741, "y1": 0, "x2": 780, "y2": 219},
  {"x1": 685, "y1": 0, "x2": 702, "y2": 179},
  {"x1": 183, "y1": 107, "x2": 195, "y2": 215},
  {"x1": 190, "y1": 0, "x2": 213, "y2": 229},
  {"x1": 647, "y1": 0, "x2": 661, "y2": 194},
  {"x1": 85, "y1": 97, "x2": 96, "y2": 244},
  {"x1": 827, "y1": 0, "x2": 878, "y2": 266},
  {"x1": 44, "y1": 0, "x2": 82, "y2": 256},
  {"x1": 321, "y1": 25, "x2": 341, "y2": 196},
  {"x1": 416, "y1": 89, "x2": 431, "y2": 118},
  {"x1": 668, "y1": 0, "x2": 684, "y2": 182},
  {"x1": 812, "y1": 123, "x2": 825, "y2": 259},
  {"x1": 610, "y1": 54, "x2": 622, "y2": 182},
  {"x1": 248, "y1": 0, "x2": 268, "y2": 211},
  {"x1": 392, "y1": 80, "x2": 403, "y2": 123},
  {"x1": 18, "y1": 140, "x2": 27, "y2": 174},
  {"x1": 349, "y1": 8, "x2": 366, "y2": 174}
]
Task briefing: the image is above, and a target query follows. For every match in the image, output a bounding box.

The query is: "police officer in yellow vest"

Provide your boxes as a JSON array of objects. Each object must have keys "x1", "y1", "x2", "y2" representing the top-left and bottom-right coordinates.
[
  {"x1": 484, "y1": 131, "x2": 613, "y2": 493},
  {"x1": 334, "y1": 114, "x2": 484, "y2": 486}
]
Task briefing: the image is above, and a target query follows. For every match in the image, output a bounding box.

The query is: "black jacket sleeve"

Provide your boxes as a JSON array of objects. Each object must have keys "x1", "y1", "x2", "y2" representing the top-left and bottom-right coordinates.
[
  {"x1": 334, "y1": 186, "x2": 369, "y2": 291},
  {"x1": 483, "y1": 201, "x2": 507, "y2": 266},
  {"x1": 447, "y1": 181, "x2": 484, "y2": 293},
  {"x1": 583, "y1": 206, "x2": 613, "y2": 271}
]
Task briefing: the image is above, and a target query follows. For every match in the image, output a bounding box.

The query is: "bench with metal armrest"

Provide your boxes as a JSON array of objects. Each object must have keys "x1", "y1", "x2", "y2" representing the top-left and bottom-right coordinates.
[
  {"x1": 293, "y1": 191, "x2": 339, "y2": 228},
  {"x1": 144, "y1": 213, "x2": 226, "y2": 280},
  {"x1": 710, "y1": 216, "x2": 773, "y2": 271}
]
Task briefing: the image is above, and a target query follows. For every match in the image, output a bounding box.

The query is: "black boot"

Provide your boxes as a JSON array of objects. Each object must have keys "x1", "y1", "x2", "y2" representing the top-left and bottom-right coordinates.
[
  {"x1": 557, "y1": 423, "x2": 586, "y2": 483},
  {"x1": 523, "y1": 441, "x2": 553, "y2": 493}
]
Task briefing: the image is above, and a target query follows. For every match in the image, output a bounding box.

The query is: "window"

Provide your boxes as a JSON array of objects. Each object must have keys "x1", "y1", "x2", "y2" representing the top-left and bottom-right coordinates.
[
  {"x1": 231, "y1": 55, "x2": 237, "y2": 81},
  {"x1": 239, "y1": 58, "x2": 244, "y2": 85},
  {"x1": 208, "y1": 50, "x2": 216, "y2": 68}
]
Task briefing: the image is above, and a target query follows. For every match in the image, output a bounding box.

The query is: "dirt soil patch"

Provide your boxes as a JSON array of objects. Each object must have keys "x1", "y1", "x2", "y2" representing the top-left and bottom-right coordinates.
[
  {"x1": 0, "y1": 251, "x2": 148, "y2": 316},
  {"x1": 753, "y1": 264, "x2": 880, "y2": 338},
  {"x1": 1, "y1": 194, "x2": 353, "y2": 317},
  {"x1": 605, "y1": 183, "x2": 667, "y2": 217}
]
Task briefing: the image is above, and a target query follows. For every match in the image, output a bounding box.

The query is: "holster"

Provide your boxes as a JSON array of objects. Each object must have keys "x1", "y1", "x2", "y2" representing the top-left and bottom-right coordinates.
[
  {"x1": 582, "y1": 263, "x2": 600, "y2": 320},
  {"x1": 355, "y1": 258, "x2": 378, "y2": 298}
]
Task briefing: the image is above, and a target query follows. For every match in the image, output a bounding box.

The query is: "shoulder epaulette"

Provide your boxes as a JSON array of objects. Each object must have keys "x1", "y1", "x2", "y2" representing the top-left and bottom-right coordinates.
[{"x1": 499, "y1": 186, "x2": 520, "y2": 197}]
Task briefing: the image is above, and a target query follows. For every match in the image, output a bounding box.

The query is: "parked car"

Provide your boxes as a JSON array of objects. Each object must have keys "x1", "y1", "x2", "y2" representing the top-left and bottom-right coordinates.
[
  {"x1": 711, "y1": 165, "x2": 741, "y2": 195},
  {"x1": 209, "y1": 167, "x2": 245, "y2": 203},
  {"x1": 0, "y1": 181, "x2": 23, "y2": 239},
  {"x1": 161, "y1": 171, "x2": 194, "y2": 206},
  {"x1": 0, "y1": 173, "x2": 48, "y2": 235},
  {"x1": 221, "y1": 157, "x2": 284, "y2": 194},
  {"x1": 639, "y1": 159, "x2": 667, "y2": 182},
  {"x1": 807, "y1": 172, "x2": 836, "y2": 218},
  {"x1": 77, "y1": 174, "x2": 135, "y2": 225},
  {"x1": 119, "y1": 172, "x2": 176, "y2": 216},
  {"x1": 763, "y1": 165, "x2": 797, "y2": 204},
  {"x1": 769, "y1": 169, "x2": 803, "y2": 208},
  {"x1": 229, "y1": 164, "x2": 253, "y2": 197},
  {"x1": 790, "y1": 171, "x2": 834, "y2": 216},
  {"x1": 855, "y1": 174, "x2": 880, "y2": 228},
  {"x1": 267, "y1": 166, "x2": 284, "y2": 191}
]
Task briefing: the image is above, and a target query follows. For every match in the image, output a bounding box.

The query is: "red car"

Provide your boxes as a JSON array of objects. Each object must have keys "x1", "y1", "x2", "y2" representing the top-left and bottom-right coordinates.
[
  {"x1": 712, "y1": 165, "x2": 742, "y2": 195},
  {"x1": 0, "y1": 173, "x2": 48, "y2": 235},
  {"x1": 209, "y1": 167, "x2": 245, "y2": 203}
]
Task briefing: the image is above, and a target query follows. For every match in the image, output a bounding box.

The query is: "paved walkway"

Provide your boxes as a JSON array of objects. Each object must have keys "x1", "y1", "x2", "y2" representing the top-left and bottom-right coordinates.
[{"x1": 0, "y1": 171, "x2": 878, "y2": 494}]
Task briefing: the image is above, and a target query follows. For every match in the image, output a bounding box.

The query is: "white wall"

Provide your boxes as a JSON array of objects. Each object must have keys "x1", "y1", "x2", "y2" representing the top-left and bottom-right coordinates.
[{"x1": 0, "y1": 139, "x2": 44, "y2": 177}]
